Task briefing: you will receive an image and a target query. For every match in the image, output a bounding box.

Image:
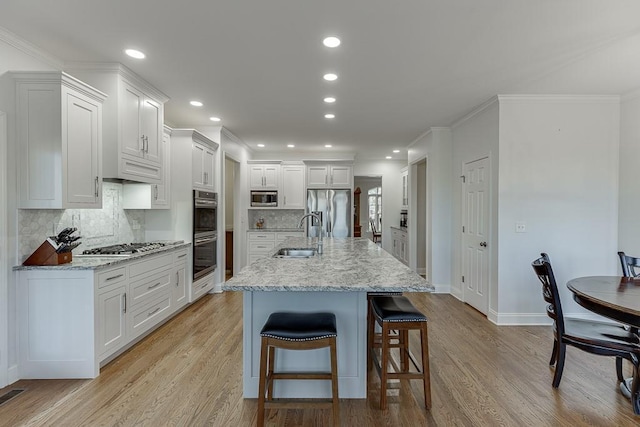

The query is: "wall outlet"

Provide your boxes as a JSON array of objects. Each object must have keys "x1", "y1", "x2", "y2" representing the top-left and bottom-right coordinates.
[{"x1": 515, "y1": 222, "x2": 526, "y2": 233}]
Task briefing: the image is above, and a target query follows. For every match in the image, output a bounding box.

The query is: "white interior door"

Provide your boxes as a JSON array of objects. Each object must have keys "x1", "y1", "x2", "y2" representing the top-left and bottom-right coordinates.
[{"x1": 462, "y1": 157, "x2": 490, "y2": 314}]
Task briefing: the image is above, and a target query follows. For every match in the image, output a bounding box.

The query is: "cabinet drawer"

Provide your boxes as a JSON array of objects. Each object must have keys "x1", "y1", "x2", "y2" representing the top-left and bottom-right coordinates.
[
  {"x1": 248, "y1": 232, "x2": 275, "y2": 241},
  {"x1": 129, "y1": 253, "x2": 173, "y2": 280},
  {"x1": 276, "y1": 232, "x2": 304, "y2": 242},
  {"x1": 98, "y1": 267, "x2": 127, "y2": 289},
  {"x1": 120, "y1": 156, "x2": 161, "y2": 183},
  {"x1": 173, "y1": 249, "x2": 189, "y2": 263},
  {"x1": 130, "y1": 269, "x2": 172, "y2": 307},
  {"x1": 249, "y1": 241, "x2": 275, "y2": 253},
  {"x1": 192, "y1": 275, "x2": 213, "y2": 300},
  {"x1": 128, "y1": 294, "x2": 172, "y2": 338}
]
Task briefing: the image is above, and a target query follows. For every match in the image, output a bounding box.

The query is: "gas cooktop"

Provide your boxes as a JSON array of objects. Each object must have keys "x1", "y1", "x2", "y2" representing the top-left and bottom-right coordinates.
[{"x1": 80, "y1": 242, "x2": 166, "y2": 256}]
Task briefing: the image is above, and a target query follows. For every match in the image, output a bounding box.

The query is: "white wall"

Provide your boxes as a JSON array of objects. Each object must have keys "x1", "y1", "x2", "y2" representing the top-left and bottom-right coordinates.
[
  {"x1": 451, "y1": 100, "x2": 500, "y2": 309},
  {"x1": 353, "y1": 160, "x2": 406, "y2": 254},
  {"x1": 618, "y1": 91, "x2": 640, "y2": 257},
  {"x1": 497, "y1": 95, "x2": 620, "y2": 324},
  {"x1": 408, "y1": 128, "x2": 453, "y2": 291},
  {"x1": 0, "y1": 28, "x2": 62, "y2": 387}
]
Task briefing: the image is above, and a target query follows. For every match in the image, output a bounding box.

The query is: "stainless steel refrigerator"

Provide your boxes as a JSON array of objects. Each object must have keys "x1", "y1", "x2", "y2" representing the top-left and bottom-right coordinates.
[{"x1": 306, "y1": 189, "x2": 351, "y2": 238}]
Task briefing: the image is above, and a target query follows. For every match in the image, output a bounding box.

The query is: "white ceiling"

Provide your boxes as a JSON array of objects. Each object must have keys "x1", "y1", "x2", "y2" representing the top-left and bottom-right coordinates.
[{"x1": 2, "y1": 1, "x2": 640, "y2": 160}]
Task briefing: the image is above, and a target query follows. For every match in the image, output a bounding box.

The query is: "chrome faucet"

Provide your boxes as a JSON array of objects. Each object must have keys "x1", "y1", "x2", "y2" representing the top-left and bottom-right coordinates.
[{"x1": 298, "y1": 212, "x2": 323, "y2": 254}]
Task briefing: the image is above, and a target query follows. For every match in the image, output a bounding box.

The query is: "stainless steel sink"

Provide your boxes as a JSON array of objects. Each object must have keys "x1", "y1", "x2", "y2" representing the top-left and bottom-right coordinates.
[{"x1": 273, "y1": 248, "x2": 317, "y2": 258}]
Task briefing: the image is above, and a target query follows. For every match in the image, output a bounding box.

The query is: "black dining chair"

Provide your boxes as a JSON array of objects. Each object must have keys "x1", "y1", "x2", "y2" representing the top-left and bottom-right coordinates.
[
  {"x1": 618, "y1": 251, "x2": 640, "y2": 279},
  {"x1": 531, "y1": 253, "x2": 640, "y2": 391}
]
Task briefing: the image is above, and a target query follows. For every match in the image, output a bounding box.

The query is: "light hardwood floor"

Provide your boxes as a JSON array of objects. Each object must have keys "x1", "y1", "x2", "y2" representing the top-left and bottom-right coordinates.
[{"x1": 1, "y1": 291, "x2": 638, "y2": 426}]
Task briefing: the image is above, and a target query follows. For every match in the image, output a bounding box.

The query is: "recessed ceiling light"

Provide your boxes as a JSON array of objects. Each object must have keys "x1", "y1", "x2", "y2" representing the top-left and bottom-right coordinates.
[
  {"x1": 324, "y1": 113, "x2": 335, "y2": 119},
  {"x1": 324, "y1": 97, "x2": 336, "y2": 103},
  {"x1": 287, "y1": 144, "x2": 295, "y2": 148},
  {"x1": 323, "y1": 73, "x2": 338, "y2": 81},
  {"x1": 209, "y1": 116, "x2": 221, "y2": 122},
  {"x1": 257, "y1": 144, "x2": 265, "y2": 148},
  {"x1": 325, "y1": 144, "x2": 332, "y2": 148},
  {"x1": 125, "y1": 49, "x2": 145, "y2": 59},
  {"x1": 386, "y1": 156, "x2": 392, "y2": 159},
  {"x1": 190, "y1": 101, "x2": 203, "y2": 107},
  {"x1": 323, "y1": 36, "x2": 341, "y2": 48},
  {"x1": 393, "y1": 150, "x2": 400, "y2": 153}
]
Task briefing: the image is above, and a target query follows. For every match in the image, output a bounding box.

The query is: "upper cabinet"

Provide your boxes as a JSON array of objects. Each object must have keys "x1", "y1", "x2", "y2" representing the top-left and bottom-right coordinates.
[
  {"x1": 305, "y1": 162, "x2": 353, "y2": 188},
  {"x1": 12, "y1": 71, "x2": 107, "y2": 209},
  {"x1": 249, "y1": 163, "x2": 280, "y2": 190},
  {"x1": 66, "y1": 63, "x2": 169, "y2": 184},
  {"x1": 401, "y1": 166, "x2": 408, "y2": 208},
  {"x1": 171, "y1": 129, "x2": 218, "y2": 192},
  {"x1": 281, "y1": 164, "x2": 306, "y2": 209}
]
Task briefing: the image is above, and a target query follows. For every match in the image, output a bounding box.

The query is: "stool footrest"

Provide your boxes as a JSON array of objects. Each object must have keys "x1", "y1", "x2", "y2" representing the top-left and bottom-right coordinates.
[
  {"x1": 269, "y1": 372, "x2": 333, "y2": 380},
  {"x1": 264, "y1": 399, "x2": 335, "y2": 410}
]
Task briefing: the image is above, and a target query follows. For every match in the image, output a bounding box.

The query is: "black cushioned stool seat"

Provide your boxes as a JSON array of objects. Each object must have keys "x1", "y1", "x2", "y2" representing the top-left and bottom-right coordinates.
[
  {"x1": 368, "y1": 295, "x2": 431, "y2": 411},
  {"x1": 257, "y1": 312, "x2": 339, "y2": 427}
]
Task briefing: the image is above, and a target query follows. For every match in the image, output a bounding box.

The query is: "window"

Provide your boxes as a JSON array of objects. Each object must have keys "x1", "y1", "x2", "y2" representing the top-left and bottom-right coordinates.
[{"x1": 368, "y1": 186, "x2": 382, "y2": 231}]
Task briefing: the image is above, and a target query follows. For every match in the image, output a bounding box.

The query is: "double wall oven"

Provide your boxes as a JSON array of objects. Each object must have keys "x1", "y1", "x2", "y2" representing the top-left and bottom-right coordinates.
[{"x1": 193, "y1": 190, "x2": 217, "y2": 280}]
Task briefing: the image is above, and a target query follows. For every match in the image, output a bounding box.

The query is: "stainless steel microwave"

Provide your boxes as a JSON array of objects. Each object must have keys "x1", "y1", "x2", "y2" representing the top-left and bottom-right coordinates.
[{"x1": 251, "y1": 191, "x2": 278, "y2": 207}]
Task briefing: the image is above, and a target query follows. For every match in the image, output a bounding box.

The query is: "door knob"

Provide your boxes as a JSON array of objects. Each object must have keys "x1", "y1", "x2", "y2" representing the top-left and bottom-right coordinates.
[{"x1": 480, "y1": 242, "x2": 487, "y2": 247}]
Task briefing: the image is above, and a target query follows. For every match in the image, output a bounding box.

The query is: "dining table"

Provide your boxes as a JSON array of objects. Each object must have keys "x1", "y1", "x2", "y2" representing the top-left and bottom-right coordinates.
[{"x1": 567, "y1": 276, "x2": 640, "y2": 415}]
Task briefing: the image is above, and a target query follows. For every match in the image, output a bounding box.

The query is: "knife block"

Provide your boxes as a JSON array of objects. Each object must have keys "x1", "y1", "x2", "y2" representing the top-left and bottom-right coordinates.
[{"x1": 23, "y1": 239, "x2": 72, "y2": 266}]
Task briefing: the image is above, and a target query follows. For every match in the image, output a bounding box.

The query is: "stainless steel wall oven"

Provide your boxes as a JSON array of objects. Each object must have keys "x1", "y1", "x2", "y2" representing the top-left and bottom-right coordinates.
[{"x1": 193, "y1": 190, "x2": 217, "y2": 280}]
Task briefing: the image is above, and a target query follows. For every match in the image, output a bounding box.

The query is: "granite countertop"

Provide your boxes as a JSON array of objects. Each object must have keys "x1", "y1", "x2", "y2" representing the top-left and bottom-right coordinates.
[
  {"x1": 247, "y1": 228, "x2": 304, "y2": 233},
  {"x1": 223, "y1": 237, "x2": 433, "y2": 292},
  {"x1": 14, "y1": 242, "x2": 191, "y2": 271}
]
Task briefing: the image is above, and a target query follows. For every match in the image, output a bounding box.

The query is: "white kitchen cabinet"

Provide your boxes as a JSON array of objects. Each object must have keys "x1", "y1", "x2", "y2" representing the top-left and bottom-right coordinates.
[
  {"x1": 281, "y1": 165, "x2": 306, "y2": 209},
  {"x1": 401, "y1": 167, "x2": 409, "y2": 208},
  {"x1": 184, "y1": 129, "x2": 217, "y2": 192},
  {"x1": 17, "y1": 246, "x2": 194, "y2": 379},
  {"x1": 247, "y1": 232, "x2": 276, "y2": 264},
  {"x1": 275, "y1": 231, "x2": 304, "y2": 243},
  {"x1": 172, "y1": 250, "x2": 189, "y2": 309},
  {"x1": 249, "y1": 163, "x2": 280, "y2": 190},
  {"x1": 13, "y1": 71, "x2": 106, "y2": 209},
  {"x1": 191, "y1": 274, "x2": 214, "y2": 302},
  {"x1": 391, "y1": 226, "x2": 408, "y2": 265},
  {"x1": 121, "y1": 126, "x2": 171, "y2": 209},
  {"x1": 305, "y1": 162, "x2": 352, "y2": 188},
  {"x1": 66, "y1": 63, "x2": 169, "y2": 184}
]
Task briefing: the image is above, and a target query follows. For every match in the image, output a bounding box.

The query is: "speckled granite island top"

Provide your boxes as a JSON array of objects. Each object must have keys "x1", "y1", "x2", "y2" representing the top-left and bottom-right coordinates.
[
  {"x1": 223, "y1": 237, "x2": 433, "y2": 292},
  {"x1": 13, "y1": 242, "x2": 191, "y2": 271}
]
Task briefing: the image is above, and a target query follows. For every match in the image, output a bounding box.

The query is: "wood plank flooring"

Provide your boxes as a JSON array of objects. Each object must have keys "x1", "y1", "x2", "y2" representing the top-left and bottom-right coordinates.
[{"x1": 1, "y1": 291, "x2": 638, "y2": 426}]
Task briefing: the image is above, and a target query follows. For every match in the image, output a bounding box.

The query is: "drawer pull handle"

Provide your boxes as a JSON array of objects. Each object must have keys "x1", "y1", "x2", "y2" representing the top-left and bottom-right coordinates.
[
  {"x1": 200, "y1": 283, "x2": 208, "y2": 289},
  {"x1": 148, "y1": 282, "x2": 161, "y2": 290},
  {"x1": 177, "y1": 254, "x2": 187, "y2": 258},
  {"x1": 123, "y1": 293, "x2": 127, "y2": 314},
  {"x1": 106, "y1": 274, "x2": 124, "y2": 281},
  {"x1": 148, "y1": 307, "x2": 161, "y2": 317}
]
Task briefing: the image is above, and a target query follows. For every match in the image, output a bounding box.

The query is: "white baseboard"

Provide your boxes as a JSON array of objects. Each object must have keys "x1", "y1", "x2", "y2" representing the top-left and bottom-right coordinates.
[{"x1": 7, "y1": 364, "x2": 19, "y2": 387}]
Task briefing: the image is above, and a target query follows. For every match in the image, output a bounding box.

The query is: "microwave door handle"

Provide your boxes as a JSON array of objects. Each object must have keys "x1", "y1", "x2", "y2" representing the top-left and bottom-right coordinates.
[{"x1": 195, "y1": 237, "x2": 216, "y2": 245}]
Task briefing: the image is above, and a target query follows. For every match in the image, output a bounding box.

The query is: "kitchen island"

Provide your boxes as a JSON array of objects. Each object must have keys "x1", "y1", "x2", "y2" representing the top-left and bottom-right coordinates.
[{"x1": 223, "y1": 237, "x2": 433, "y2": 399}]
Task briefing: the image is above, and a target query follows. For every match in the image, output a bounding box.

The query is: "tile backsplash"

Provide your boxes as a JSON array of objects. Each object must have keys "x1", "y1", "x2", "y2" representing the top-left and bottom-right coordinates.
[
  {"x1": 248, "y1": 209, "x2": 304, "y2": 229},
  {"x1": 18, "y1": 182, "x2": 145, "y2": 260}
]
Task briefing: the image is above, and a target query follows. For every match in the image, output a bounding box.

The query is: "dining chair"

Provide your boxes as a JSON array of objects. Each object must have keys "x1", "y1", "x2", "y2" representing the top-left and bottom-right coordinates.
[
  {"x1": 370, "y1": 219, "x2": 381, "y2": 244},
  {"x1": 618, "y1": 251, "x2": 640, "y2": 278},
  {"x1": 531, "y1": 253, "x2": 639, "y2": 390}
]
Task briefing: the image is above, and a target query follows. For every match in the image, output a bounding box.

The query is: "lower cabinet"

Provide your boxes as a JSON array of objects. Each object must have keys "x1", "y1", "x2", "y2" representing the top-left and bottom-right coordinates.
[
  {"x1": 391, "y1": 227, "x2": 409, "y2": 265},
  {"x1": 246, "y1": 231, "x2": 305, "y2": 264},
  {"x1": 18, "y1": 246, "x2": 197, "y2": 379}
]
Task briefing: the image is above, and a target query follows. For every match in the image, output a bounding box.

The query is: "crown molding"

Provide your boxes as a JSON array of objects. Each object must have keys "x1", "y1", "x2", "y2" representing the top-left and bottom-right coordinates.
[
  {"x1": 9, "y1": 71, "x2": 107, "y2": 102},
  {"x1": 221, "y1": 126, "x2": 252, "y2": 152},
  {"x1": 0, "y1": 25, "x2": 63, "y2": 69},
  {"x1": 497, "y1": 94, "x2": 620, "y2": 104},
  {"x1": 65, "y1": 61, "x2": 169, "y2": 102},
  {"x1": 172, "y1": 128, "x2": 219, "y2": 150},
  {"x1": 450, "y1": 96, "x2": 499, "y2": 130}
]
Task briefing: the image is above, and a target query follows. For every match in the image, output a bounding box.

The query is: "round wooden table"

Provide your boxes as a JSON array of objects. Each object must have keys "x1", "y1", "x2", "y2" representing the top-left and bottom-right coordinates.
[{"x1": 567, "y1": 276, "x2": 640, "y2": 415}]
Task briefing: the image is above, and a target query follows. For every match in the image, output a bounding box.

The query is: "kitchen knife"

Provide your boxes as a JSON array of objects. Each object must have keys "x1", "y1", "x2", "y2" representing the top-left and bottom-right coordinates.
[{"x1": 56, "y1": 227, "x2": 77, "y2": 242}]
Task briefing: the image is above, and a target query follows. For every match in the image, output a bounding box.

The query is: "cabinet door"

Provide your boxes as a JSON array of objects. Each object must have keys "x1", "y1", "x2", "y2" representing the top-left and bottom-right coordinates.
[
  {"x1": 307, "y1": 166, "x2": 329, "y2": 187},
  {"x1": 151, "y1": 131, "x2": 170, "y2": 208},
  {"x1": 97, "y1": 284, "x2": 127, "y2": 358},
  {"x1": 120, "y1": 82, "x2": 144, "y2": 159},
  {"x1": 173, "y1": 262, "x2": 188, "y2": 308},
  {"x1": 263, "y1": 166, "x2": 279, "y2": 189},
  {"x1": 249, "y1": 166, "x2": 266, "y2": 188},
  {"x1": 203, "y1": 147, "x2": 215, "y2": 190},
  {"x1": 141, "y1": 97, "x2": 162, "y2": 165},
  {"x1": 192, "y1": 142, "x2": 205, "y2": 188},
  {"x1": 282, "y1": 166, "x2": 305, "y2": 208},
  {"x1": 64, "y1": 89, "x2": 101, "y2": 208},
  {"x1": 329, "y1": 165, "x2": 352, "y2": 187}
]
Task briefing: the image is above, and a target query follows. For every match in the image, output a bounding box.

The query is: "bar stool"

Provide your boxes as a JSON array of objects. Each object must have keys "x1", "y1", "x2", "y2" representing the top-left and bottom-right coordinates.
[
  {"x1": 368, "y1": 295, "x2": 431, "y2": 410},
  {"x1": 257, "y1": 312, "x2": 339, "y2": 427},
  {"x1": 366, "y1": 292, "x2": 403, "y2": 371}
]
